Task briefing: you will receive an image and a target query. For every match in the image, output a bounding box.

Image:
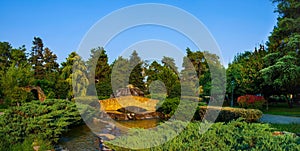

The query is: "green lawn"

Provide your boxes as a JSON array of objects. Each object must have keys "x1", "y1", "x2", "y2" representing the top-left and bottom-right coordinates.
[
  {"x1": 270, "y1": 123, "x2": 300, "y2": 133},
  {"x1": 263, "y1": 103, "x2": 300, "y2": 117}
]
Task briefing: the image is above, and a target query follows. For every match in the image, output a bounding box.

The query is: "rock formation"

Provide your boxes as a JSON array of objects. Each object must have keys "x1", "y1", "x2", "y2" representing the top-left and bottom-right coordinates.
[
  {"x1": 110, "y1": 84, "x2": 144, "y2": 98},
  {"x1": 23, "y1": 86, "x2": 46, "y2": 102}
]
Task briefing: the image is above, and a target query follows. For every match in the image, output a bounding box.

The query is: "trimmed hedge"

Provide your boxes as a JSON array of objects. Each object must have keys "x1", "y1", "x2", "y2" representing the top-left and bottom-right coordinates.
[{"x1": 196, "y1": 106, "x2": 263, "y2": 122}]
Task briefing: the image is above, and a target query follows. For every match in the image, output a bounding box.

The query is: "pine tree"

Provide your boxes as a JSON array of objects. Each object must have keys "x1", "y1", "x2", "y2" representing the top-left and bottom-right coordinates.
[
  {"x1": 268, "y1": 0, "x2": 300, "y2": 54},
  {"x1": 111, "y1": 56, "x2": 130, "y2": 91},
  {"x1": 129, "y1": 50, "x2": 145, "y2": 91},
  {"x1": 260, "y1": 0, "x2": 300, "y2": 103},
  {"x1": 29, "y1": 37, "x2": 45, "y2": 79},
  {"x1": 86, "y1": 47, "x2": 112, "y2": 98}
]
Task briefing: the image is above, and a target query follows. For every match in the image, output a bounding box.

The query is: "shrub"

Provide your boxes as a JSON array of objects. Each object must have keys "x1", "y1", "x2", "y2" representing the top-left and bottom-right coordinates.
[
  {"x1": 196, "y1": 106, "x2": 263, "y2": 122},
  {"x1": 156, "y1": 98, "x2": 180, "y2": 115},
  {"x1": 156, "y1": 98, "x2": 204, "y2": 117},
  {"x1": 108, "y1": 119, "x2": 300, "y2": 150},
  {"x1": 0, "y1": 99, "x2": 83, "y2": 147},
  {"x1": 0, "y1": 136, "x2": 53, "y2": 151},
  {"x1": 237, "y1": 95, "x2": 266, "y2": 109}
]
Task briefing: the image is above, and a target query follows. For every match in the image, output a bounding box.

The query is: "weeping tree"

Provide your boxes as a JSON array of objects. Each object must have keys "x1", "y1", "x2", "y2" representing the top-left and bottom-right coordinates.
[
  {"x1": 260, "y1": 52, "x2": 300, "y2": 108},
  {"x1": 61, "y1": 52, "x2": 89, "y2": 100}
]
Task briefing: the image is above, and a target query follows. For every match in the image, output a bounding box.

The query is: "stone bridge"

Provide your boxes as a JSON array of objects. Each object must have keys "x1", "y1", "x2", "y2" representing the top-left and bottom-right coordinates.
[{"x1": 99, "y1": 96, "x2": 159, "y2": 112}]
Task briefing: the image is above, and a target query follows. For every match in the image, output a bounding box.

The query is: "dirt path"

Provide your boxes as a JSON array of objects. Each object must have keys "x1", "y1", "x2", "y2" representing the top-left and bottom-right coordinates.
[{"x1": 260, "y1": 114, "x2": 300, "y2": 124}]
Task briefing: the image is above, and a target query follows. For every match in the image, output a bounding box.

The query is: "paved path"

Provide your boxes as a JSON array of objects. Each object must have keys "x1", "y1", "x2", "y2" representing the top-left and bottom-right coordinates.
[{"x1": 260, "y1": 114, "x2": 300, "y2": 124}]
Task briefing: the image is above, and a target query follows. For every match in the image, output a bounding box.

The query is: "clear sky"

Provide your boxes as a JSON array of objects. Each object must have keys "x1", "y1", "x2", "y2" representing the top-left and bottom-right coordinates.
[{"x1": 0, "y1": 0, "x2": 277, "y2": 67}]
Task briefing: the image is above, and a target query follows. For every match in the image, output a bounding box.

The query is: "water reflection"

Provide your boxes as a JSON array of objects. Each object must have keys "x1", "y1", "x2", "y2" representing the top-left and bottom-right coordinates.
[{"x1": 58, "y1": 119, "x2": 159, "y2": 150}]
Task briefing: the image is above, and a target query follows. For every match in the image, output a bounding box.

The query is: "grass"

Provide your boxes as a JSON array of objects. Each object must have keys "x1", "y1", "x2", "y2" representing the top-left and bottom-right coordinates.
[
  {"x1": 263, "y1": 103, "x2": 300, "y2": 117},
  {"x1": 270, "y1": 123, "x2": 300, "y2": 134}
]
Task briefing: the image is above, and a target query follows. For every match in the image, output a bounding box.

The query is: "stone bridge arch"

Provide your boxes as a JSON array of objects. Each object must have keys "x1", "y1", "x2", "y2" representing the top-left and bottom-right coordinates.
[
  {"x1": 99, "y1": 96, "x2": 159, "y2": 112},
  {"x1": 23, "y1": 86, "x2": 46, "y2": 102}
]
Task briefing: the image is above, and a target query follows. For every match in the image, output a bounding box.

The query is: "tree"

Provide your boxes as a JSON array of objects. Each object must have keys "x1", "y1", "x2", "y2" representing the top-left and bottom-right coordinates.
[
  {"x1": 43, "y1": 47, "x2": 59, "y2": 74},
  {"x1": 86, "y1": 47, "x2": 112, "y2": 98},
  {"x1": 28, "y1": 37, "x2": 60, "y2": 98},
  {"x1": 0, "y1": 42, "x2": 27, "y2": 73},
  {"x1": 162, "y1": 56, "x2": 179, "y2": 74},
  {"x1": 226, "y1": 45, "x2": 266, "y2": 98},
  {"x1": 260, "y1": 0, "x2": 300, "y2": 107},
  {"x1": 1, "y1": 63, "x2": 34, "y2": 106},
  {"x1": 111, "y1": 56, "x2": 130, "y2": 91},
  {"x1": 260, "y1": 52, "x2": 300, "y2": 107},
  {"x1": 268, "y1": 0, "x2": 300, "y2": 54},
  {"x1": 146, "y1": 61, "x2": 162, "y2": 84},
  {"x1": 186, "y1": 48, "x2": 208, "y2": 80},
  {"x1": 157, "y1": 66, "x2": 179, "y2": 97},
  {"x1": 0, "y1": 42, "x2": 28, "y2": 101},
  {"x1": 29, "y1": 37, "x2": 45, "y2": 80},
  {"x1": 61, "y1": 52, "x2": 89, "y2": 99},
  {"x1": 203, "y1": 51, "x2": 226, "y2": 102},
  {"x1": 129, "y1": 51, "x2": 145, "y2": 91},
  {"x1": 145, "y1": 59, "x2": 180, "y2": 98}
]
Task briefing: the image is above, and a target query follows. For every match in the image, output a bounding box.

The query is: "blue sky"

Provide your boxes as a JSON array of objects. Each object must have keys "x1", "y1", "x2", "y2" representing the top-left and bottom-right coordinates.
[{"x1": 0, "y1": 0, "x2": 277, "y2": 67}]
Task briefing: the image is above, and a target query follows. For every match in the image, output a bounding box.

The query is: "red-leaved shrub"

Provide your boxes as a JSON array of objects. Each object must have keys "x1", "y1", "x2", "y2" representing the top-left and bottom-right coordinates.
[{"x1": 237, "y1": 95, "x2": 266, "y2": 109}]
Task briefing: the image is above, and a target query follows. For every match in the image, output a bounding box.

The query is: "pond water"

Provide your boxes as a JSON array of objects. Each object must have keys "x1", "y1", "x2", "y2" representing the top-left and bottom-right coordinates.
[{"x1": 57, "y1": 119, "x2": 160, "y2": 151}]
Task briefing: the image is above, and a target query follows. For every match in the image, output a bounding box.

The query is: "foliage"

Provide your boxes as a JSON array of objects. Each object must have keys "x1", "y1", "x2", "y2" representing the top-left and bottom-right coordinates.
[
  {"x1": 146, "y1": 60, "x2": 179, "y2": 97},
  {"x1": 156, "y1": 98, "x2": 180, "y2": 115},
  {"x1": 0, "y1": 42, "x2": 29, "y2": 102},
  {"x1": 197, "y1": 106, "x2": 263, "y2": 122},
  {"x1": 0, "y1": 99, "x2": 82, "y2": 147},
  {"x1": 61, "y1": 52, "x2": 89, "y2": 99},
  {"x1": 0, "y1": 137, "x2": 53, "y2": 151},
  {"x1": 270, "y1": 123, "x2": 300, "y2": 134},
  {"x1": 27, "y1": 37, "x2": 61, "y2": 98},
  {"x1": 86, "y1": 47, "x2": 112, "y2": 98},
  {"x1": 1, "y1": 63, "x2": 34, "y2": 106},
  {"x1": 260, "y1": 0, "x2": 300, "y2": 99},
  {"x1": 237, "y1": 95, "x2": 266, "y2": 109},
  {"x1": 108, "y1": 119, "x2": 300, "y2": 150},
  {"x1": 226, "y1": 45, "x2": 266, "y2": 99},
  {"x1": 111, "y1": 56, "x2": 130, "y2": 91},
  {"x1": 156, "y1": 66, "x2": 179, "y2": 97},
  {"x1": 129, "y1": 50, "x2": 145, "y2": 91},
  {"x1": 268, "y1": 0, "x2": 300, "y2": 54},
  {"x1": 260, "y1": 52, "x2": 300, "y2": 96}
]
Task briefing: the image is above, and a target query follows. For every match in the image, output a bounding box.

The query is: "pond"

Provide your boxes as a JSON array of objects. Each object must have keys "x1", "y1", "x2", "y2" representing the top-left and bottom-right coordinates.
[{"x1": 57, "y1": 119, "x2": 160, "y2": 151}]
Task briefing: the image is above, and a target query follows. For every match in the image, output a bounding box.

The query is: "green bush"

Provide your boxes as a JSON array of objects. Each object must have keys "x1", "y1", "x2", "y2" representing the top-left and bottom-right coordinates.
[
  {"x1": 196, "y1": 106, "x2": 263, "y2": 122},
  {"x1": 156, "y1": 98, "x2": 180, "y2": 115},
  {"x1": 0, "y1": 99, "x2": 83, "y2": 147},
  {"x1": 0, "y1": 137, "x2": 53, "y2": 151},
  {"x1": 108, "y1": 119, "x2": 300, "y2": 150}
]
